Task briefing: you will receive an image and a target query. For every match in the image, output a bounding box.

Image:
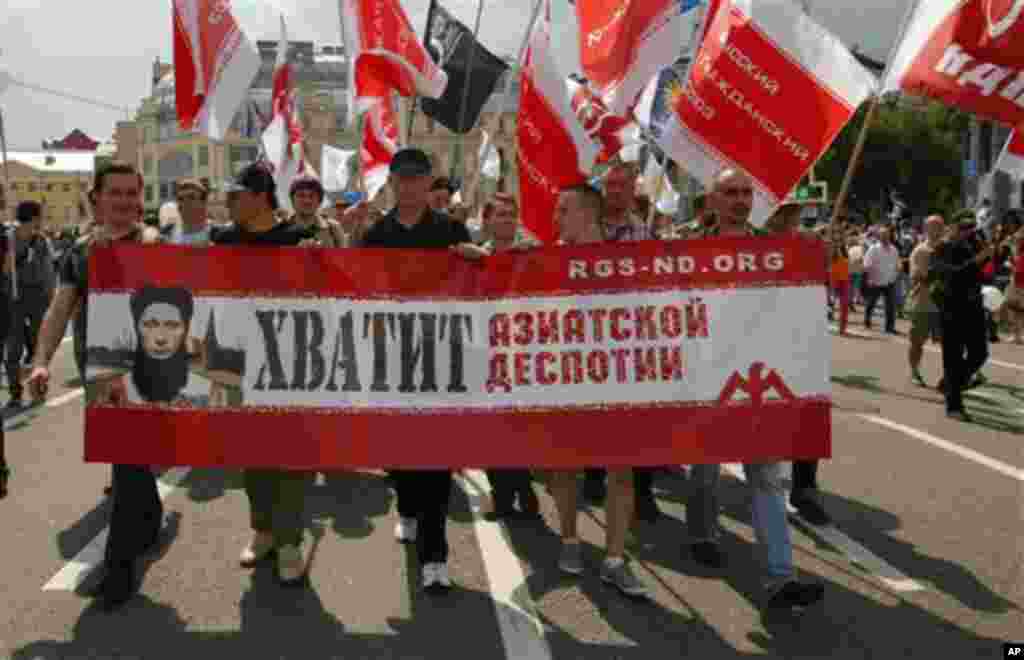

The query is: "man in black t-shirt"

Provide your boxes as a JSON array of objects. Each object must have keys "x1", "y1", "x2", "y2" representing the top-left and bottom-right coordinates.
[
  {"x1": 213, "y1": 163, "x2": 313, "y2": 588},
  {"x1": 26, "y1": 161, "x2": 163, "y2": 611},
  {"x1": 357, "y1": 147, "x2": 475, "y2": 592}
]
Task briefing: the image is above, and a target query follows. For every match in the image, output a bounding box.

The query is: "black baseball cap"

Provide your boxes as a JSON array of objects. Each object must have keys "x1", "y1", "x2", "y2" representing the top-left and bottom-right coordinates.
[
  {"x1": 224, "y1": 162, "x2": 276, "y2": 195},
  {"x1": 389, "y1": 147, "x2": 433, "y2": 177}
]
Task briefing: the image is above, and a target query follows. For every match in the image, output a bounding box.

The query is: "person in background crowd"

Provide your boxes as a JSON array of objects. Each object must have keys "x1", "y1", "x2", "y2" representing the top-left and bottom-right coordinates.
[
  {"x1": 1002, "y1": 229, "x2": 1024, "y2": 344},
  {"x1": 211, "y1": 164, "x2": 313, "y2": 588},
  {"x1": 5, "y1": 202, "x2": 55, "y2": 409},
  {"x1": 545, "y1": 182, "x2": 649, "y2": 598},
  {"x1": 333, "y1": 191, "x2": 365, "y2": 247},
  {"x1": 26, "y1": 161, "x2": 165, "y2": 611},
  {"x1": 907, "y1": 216, "x2": 946, "y2": 387},
  {"x1": 289, "y1": 175, "x2": 346, "y2": 248},
  {"x1": 830, "y1": 228, "x2": 851, "y2": 336},
  {"x1": 684, "y1": 168, "x2": 825, "y2": 609},
  {"x1": 847, "y1": 232, "x2": 865, "y2": 307},
  {"x1": 356, "y1": 148, "x2": 477, "y2": 592},
  {"x1": 863, "y1": 227, "x2": 901, "y2": 333},
  {"x1": 167, "y1": 178, "x2": 212, "y2": 246},
  {"x1": 931, "y1": 212, "x2": 992, "y2": 422},
  {"x1": 475, "y1": 193, "x2": 542, "y2": 520}
]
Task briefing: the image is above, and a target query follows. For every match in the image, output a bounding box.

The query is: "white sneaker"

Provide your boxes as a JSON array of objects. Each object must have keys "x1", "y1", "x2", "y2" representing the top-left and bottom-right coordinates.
[
  {"x1": 422, "y1": 562, "x2": 451, "y2": 591},
  {"x1": 239, "y1": 531, "x2": 275, "y2": 567},
  {"x1": 395, "y1": 517, "x2": 418, "y2": 543},
  {"x1": 276, "y1": 545, "x2": 306, "y2": 585}
]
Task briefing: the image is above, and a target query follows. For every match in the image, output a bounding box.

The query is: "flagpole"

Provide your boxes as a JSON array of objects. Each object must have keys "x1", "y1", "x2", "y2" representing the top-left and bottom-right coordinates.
[
  {"x1": 829, "y1": 0, "x2": 919, "y2": 227},
  {"x1": 451, "y1": 0, "x2": 487, "y2": 181},
  {"x1": 465, "y1": 0, "x2": 544, "y2": 208}
]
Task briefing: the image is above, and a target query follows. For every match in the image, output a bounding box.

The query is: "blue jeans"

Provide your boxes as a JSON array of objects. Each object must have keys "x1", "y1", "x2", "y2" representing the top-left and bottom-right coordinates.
[{"x1": 687, "y1": 463, "x2": 793, "y2": 588}]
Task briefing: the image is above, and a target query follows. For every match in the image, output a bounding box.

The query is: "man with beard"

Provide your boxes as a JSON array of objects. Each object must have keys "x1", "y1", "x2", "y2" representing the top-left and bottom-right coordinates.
[{"x1": 26, "y1": 161, "x2": 165, "y2": 610}]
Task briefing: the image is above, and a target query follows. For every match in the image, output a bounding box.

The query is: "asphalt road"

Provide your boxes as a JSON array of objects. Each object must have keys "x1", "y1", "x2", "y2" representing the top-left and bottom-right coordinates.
[{"x1": 0, "y1": 317, "x2": 1021, "y2": 660}]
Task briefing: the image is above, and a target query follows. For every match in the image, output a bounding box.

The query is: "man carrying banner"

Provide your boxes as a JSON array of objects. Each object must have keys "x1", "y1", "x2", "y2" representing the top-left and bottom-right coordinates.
[
  {"x1": 357, "y1": 147, "x2": 477, "y2": 591},
  {"x1": 545, "y1": 182, "x2": 650, "y2": 599},
  {"x1": 209, "y1": 162, "x2": 313, "y2": 586},
  {"x1": 167, "y1": 178, "x2": 213, "y2": 246},
  {"x1": 26, "y1": 161, "x2": 165, "y2": 611},
  {"x1": 288, "y1": 175, "x2": 346, "y2": 248},
  {"x1": 684, "y1": 168, "x2": 825, "y2": 610}
]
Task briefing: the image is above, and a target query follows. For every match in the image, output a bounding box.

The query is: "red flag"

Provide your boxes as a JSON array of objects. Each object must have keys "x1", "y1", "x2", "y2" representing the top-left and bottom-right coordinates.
[
  {"x1": 576, "y1": 0, "x2": 703, "y2": 115},
  {"x1": 361, "y1": 97, "x2": 400, "y2": 200},
  {"x1": 884, "y1": 0, "x2": 1024, "y2": 126},
  {"x1": 518, "y1": 3, "x2": 599, "y2": 243},
  {"x1": 995, "y1": 127, "x2": 1024, "y2": 177},
  {"x1": 340, "y1": 0, "x2": 448, "y2": 117},
  {"x1": 567, "y1": 77, "x2": 640, "y2": 164},
  {"x1": 262, "y1": 15, "x2": 308, "y2": 213},
  {"x1": 173, "y1": 0, "x2": 261, "y2": 141},
  {"x1": 639, "y1": 0, "x2": 877, "y2": 225}
]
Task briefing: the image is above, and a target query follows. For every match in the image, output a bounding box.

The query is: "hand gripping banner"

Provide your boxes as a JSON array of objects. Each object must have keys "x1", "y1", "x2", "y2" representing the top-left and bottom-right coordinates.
[{"x1": 84, "y1": 239, "x2": 831, "y2": 469}]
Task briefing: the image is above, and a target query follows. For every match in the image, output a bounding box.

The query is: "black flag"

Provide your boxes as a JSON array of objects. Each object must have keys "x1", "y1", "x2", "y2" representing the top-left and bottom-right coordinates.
[{"x1": 420, "y1": 1, "x2": 509, "y2": 134}]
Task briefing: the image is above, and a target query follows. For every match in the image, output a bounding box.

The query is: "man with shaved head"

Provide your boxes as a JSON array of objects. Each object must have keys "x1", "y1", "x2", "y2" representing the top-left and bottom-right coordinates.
[
  {"x1": 907, "y1": 215, "x2": 946, "y2": 386},
  {"x1": 683, "y1": 168, "x2": 824, "y2": 610}
]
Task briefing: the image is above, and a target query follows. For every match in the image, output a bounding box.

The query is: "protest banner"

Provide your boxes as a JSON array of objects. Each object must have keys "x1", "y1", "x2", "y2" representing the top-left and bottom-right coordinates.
[{"x1": 84, "y1": 238, "x2": 831, "y2": 469}]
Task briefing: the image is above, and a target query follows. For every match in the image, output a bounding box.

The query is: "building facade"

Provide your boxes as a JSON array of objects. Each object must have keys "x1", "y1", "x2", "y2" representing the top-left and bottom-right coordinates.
[
  {"x1": 963, "y1": 119, "x2": 1018, "y2": 215},
  {"x1": 0, "y1": 151, "x2": 94, "y2": 229},
  {"x1": 128, "y1": 41, "x2": 520, "y2": 221}
]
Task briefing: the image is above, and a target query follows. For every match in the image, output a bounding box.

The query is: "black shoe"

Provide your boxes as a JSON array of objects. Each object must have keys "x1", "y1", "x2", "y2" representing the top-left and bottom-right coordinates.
[
  {"x1": 689, "y1": 541, "x2": 725, "y2": 568},
  {"x1": 768, "y1": 580, "x2": 824, "y2": 609},
  {"x1": 92, "y1": 564, "x2": 136, "y2": 612},
  {"x1": 0, "y1": 466, "x2": 8, "y2": 499},
  {"x1": 790, "y1": 490, "x2": 832, "y2": 526},
  {"x1": 947, "y1": 410, "x2": 973, "y2": 423}
]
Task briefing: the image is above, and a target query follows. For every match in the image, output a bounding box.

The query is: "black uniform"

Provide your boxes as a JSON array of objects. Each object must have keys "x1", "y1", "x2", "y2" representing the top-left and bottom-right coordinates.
[
  {"x1": 360, "y1": 207, "x2": 470, "y2": 565},
  {"x1": 62, "y1": 229, "x2": 164, "y2": 605},
  {"x1": 932, "y1": 234, "x2": 989, "y2": 414}
]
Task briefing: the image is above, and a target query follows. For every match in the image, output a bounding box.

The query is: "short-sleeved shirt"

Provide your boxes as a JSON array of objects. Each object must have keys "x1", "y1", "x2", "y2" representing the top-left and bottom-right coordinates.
[
  {"x1": 210, "y1": 220, "x2": 308, "y2": 246},
  {"x1": 908, "y1": 241, "x2": 938, "y2": 313},
  {"x1": 360, "y1": 207, "x2": 471, "y2": 249}
]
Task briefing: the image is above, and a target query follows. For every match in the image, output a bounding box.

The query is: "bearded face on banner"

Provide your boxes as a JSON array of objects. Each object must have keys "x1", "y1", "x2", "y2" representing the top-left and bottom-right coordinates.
[{"x1": 129, "y1": 286, "x2": 195, "y2": 403}]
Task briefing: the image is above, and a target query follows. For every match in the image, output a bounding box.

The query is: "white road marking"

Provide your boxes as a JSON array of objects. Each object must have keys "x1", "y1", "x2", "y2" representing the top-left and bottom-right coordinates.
[
  {"x1": 42, "y1": 467, "x2": 192, "y2": 591},
  {"x1": 457, "y1": 470, "x2": 553, "y2": 660},
  {"x1": 860, "y1": 415, "x2": 1024, "y2": 483},
  {"x1": 720, "y1": 463, "x2": 927, "y2": 593}
]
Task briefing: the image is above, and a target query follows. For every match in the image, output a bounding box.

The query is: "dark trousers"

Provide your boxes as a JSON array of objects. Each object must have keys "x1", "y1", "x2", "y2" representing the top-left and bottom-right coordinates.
[
  {"x1": 941, "y1": 303, "x2": 989, "y2": 413},
  {"x1": 864, "y1": 283, "x2": 897, "y2": 332},
  {"x1": 791, "y1": 460, "x2": 819, "y2": 492},
  {"x1": 4, "y1": 290, "x2": 47, "y2": 397},
  {"x1": 391, "y1": 470, "x2": 452, "y2": 564},
  {"x1": 485, "y1": 469, "x2": 533, "y2": 509},
  {"x1": 104, "y1": 465, "x2": 162, "y2": 570},
  {"x1": 0, "y1": 294, "x2": 8, "y2": 472},
  {"x1": 584, "y1": 467, "x2": 655, "y2": 500}
]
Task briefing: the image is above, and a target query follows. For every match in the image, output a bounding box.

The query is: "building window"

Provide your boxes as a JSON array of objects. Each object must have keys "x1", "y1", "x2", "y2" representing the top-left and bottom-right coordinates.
[
  {"x1": 28, "y1": 183, "x2": 36, "y2": 192},
  {"x1": 145, "y1": 185, "x2": 154, "y2": 203},
  {"x1": 160, "y1": 182, "x2": 169, "y2": 200},
  {"x1": 10, "y1": 183, "x2": 18, "y2": 191},
  {"x1": 198, "y1": 145, "x2": 209, "y2": 167},
  {"x1": 63, "y1": 183, "x2": 71, "y2": 193}
]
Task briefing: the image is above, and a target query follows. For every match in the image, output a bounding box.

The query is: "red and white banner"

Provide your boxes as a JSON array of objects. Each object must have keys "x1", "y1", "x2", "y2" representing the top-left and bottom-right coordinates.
[
  {"x1": 262, "y1": 15, "x2": 307, "y2": 214},
  {"x1": 995, "y1": 127, "x2": 1024, "y2": 177},
  {"x1": 83, "y1": 238, "x2": 830, "y2": 469},
  {"x1": 361, "y1": 96, "x2": 400, "y2": 200},
  {"x1": 340, "y1": 0, "x2": 448, "y2": 117},
  {"x1": 518, "y1": 6, "x2": 599, "y2": 243},
  {"x1": 173, "y1": 0, "x2": 262, "y2": 141},
  {"x1": 639, "y1": 0, "x2": 877, "y2": 225},
  {"x1": 567, "y1": 77, "x2": 641, "y2": 164},
  {"x1": 883, "y1": 0, "x2": 1024, "y2": 126},
  {"x1": 576, "y1": 0, "x2": 704, "y2": 115}
]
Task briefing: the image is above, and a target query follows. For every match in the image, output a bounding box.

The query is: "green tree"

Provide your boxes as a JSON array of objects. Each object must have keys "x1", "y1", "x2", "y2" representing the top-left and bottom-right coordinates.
[{"x1": 817, "y1": 96, "x2": 969, "y2": 222}]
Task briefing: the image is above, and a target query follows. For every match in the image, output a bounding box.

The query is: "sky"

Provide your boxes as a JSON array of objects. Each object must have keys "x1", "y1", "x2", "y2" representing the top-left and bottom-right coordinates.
[{"x1": 0, "y1": 0, "x2": 911, "y2": 151}]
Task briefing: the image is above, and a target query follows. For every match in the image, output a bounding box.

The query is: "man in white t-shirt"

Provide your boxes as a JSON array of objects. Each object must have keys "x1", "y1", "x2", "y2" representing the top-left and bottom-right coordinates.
[{"x1": 863, "y1": 227, "x2": 901, "y2": 333}]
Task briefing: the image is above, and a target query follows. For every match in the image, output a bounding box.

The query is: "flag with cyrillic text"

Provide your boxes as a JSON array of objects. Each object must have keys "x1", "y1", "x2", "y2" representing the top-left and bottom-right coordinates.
[
  {"x1": 638, "y1": 0, "x2": 877, "y2": 225},
  {"x1": 567, "y1": 77, "x2": 641, "y2": 164}
]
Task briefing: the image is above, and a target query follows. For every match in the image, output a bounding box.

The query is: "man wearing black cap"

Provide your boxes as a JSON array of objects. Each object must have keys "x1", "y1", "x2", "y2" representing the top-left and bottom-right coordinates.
[
  {"x1": 4, "y1": 201, "x2": 55, "y2": 408},
  {"x1": 359, "y1": 147, "x2": 476, "y2": 591},
  {"x1": 211, "y1": 162, "x2": 313, "y2": 587},
  {"x1": 289, "y1": 175, "x2": 347, "y2": 248}
]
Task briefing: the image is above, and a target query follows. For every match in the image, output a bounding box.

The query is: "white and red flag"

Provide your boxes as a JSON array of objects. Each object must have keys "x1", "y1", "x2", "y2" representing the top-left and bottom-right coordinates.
[
  {"x1": 883, "y1": 0, "x2": 1024, "y2": 126},
  {"x1": 262, "y1": 15, "x2": 307, "y2": 214},
  {"x1": 575, "y1": 0, "x2": 703, "y2": 116},
  {"x1": 173, "y1": 0, "x2": 262, "y2": 141},
  {"x1": 518, "y1": 2, "x2": 599, "y2": 243},
  {"x1": 995, "y1": 128, "x2": 1024, "y2": 177},
  {"x1": 567, "y1": 77, "x2": 641, "y2": 164},
  {"x1": 361, "y1": 97, "x2": 400, "y2": 201},
  {"x1": 638, "y1": 0, "x2": 877, "y2": 225},
  {"x1": 339, "y1": 0, "x2": 448, "y2": 118}
]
